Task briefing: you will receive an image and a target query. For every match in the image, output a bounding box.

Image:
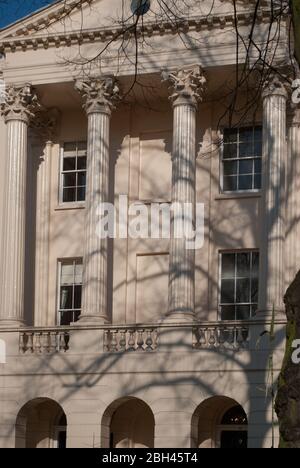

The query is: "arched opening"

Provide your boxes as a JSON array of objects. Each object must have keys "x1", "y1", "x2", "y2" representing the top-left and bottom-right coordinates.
[
  {"x1": 101, "y1": 397, "x2": 154, "y2": 448},
  {"x1": 15, "y1": 398, "x2": 67, "y2": 448},
  {"x1": 191, "y1": 396, "x2": 248, "y2": 449}
]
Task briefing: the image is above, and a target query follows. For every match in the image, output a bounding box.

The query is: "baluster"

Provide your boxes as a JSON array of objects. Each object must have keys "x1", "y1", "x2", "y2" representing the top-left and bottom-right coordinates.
[
  {"x1": 63, "y1": 332, "x2": 70, "y2": 351},
  {"x1": 28, "y1": 333, "x2": 34, "y2": 353},
  {"x1": 19, "y1": 333, "x2": 26, "y2": 353},
  {"x1": 137, "y1": 330, "x2": 144, "y2": 350},
  {"x1": 145, "y1": 330, "x2": 154, "y2": 351},
  {"x1": 35, "y1": 333, "x2": 42, "y2": 354},
  {"x1": 110, "y1": 331, "x2": 118, "y2": 352},
  {"x1": 49, "y1": 332, "x2": 57, "y2": 353},
  {"x1": 128, "y1": 330, "x2": 136, "y2": 351},
  {"x1": 227, "y1": 328, "x2": 235, "y2": 349},
  {"x1": 236, "y1": 327, "x2": 244, "y2": 349},
  {"x1": 208, "y1": 328, "x2": 216, "y2": 348},
  {"x1": 42, "y1": 332, "x2": 50, "y2": 352},
  {"x1": 119, "y1": 331, "x2": 126, "y2": 351},
  {"x1": 199, "y1": 328, "x2": 207, "y2": 348},
  {"x1": 219, "y1": 326, "x2": 226, "y2": 349},
  {"x1": 103, "y1": 331, "x2": 110, "y2": 352}
]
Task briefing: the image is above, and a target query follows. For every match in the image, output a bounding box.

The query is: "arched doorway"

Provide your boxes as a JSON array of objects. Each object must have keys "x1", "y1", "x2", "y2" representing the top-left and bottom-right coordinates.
[
  {"x1": 191, "y1": 396, "x2": 248, "y2": 449},
  {"x1": 101, "y1": 397, "x2": 154, "y2": 448},
  {"x1": 15, "y1": 398, "x2": 67, "y2": 448}
]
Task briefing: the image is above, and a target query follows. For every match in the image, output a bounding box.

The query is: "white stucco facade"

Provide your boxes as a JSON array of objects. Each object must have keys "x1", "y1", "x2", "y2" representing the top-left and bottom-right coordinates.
[{"x1": 0, "y1": 0, "x2": 298, "y2": 448}]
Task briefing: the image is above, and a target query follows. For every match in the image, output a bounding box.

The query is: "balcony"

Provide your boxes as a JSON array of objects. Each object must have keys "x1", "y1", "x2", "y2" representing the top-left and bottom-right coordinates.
[{"x1": 15, "y1": 320, "x2": 271, "y2": 355}]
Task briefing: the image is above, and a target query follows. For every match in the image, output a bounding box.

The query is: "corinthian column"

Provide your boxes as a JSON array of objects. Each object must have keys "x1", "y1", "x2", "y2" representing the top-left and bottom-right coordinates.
[
  {"x1": 75, "y1": 77, "x2": 120, "y2": 324},
  {"x1": 0, "y1": 84, "x2": 40, "y2": 326},
  {"x1": 258, "y1": 73, "x2": 288, "y2": 316},
  {"x1": 164, "y1": 66, "x2": 206, "y2": 321},
  {"x1": 286, "y1": 104, "x2": 300, "y2": 286}
]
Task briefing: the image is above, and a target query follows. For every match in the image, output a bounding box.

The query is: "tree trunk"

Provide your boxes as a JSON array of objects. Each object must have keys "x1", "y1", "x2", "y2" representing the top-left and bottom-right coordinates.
[{"x1": 275, "y1": 270, "x2": 300, "y2": 448}]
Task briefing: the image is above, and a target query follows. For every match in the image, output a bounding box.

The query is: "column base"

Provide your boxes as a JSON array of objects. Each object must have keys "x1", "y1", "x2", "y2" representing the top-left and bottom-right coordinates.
[
  {"x1": 0, "y1": 319, "x2": 26, "y2": 328},
  {"x1": 76, "y1": 315, "x2": 109, "y2": 326},
  {"x1": 161, "y1": 311, "x2": 196, "y2": 324}
]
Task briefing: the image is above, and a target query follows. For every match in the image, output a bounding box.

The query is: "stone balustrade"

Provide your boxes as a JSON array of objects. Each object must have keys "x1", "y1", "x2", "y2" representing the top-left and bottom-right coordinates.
[
  {"x1": 193, "y1": 322, "x2": 250, "y2": 351},
  {"x1": 103, "y1": 327, "x2": 158, "y2": 352},
  {"x1": 19, "y1": 330, "x2": 70, "y2": 354}
]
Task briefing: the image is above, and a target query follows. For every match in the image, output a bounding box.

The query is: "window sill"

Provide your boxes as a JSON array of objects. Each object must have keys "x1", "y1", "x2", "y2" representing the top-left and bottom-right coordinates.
[
  {"x1": 54, "y1": 203, "x2": 86, "y2": 211},
  {"x1": 215, "y1": 192, "x2": 262, "y2": 201}
]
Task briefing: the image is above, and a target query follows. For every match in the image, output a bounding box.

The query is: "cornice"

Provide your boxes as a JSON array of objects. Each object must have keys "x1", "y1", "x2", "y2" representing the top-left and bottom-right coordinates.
[{"x1": 0, "y1": 8, "x2": 286, "y2": 54}]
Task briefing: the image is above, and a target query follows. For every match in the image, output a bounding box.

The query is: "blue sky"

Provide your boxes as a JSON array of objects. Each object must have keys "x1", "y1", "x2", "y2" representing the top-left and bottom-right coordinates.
[{"x1": 0, "y1": 0, "x2": 56, "y2": 29}]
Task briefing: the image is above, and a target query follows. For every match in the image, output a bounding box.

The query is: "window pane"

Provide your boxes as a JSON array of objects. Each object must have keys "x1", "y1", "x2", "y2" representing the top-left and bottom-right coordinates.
[
  {"x1": 63, "y1": 173, "x2": 76, "y2": 187},
  {"x1": 236, "y1": 253, "x2": 251, "y2": 277},
  {"x1": 251, "y1": 304, "x2": 258, "y2": 317},
  {"x1": 224, "y1": 160, "x2": 238, "y2": 176},
  {"x1": 63, "y1": 188, "x2": 76, "y2": 203},
  {"x1": 236, "y1": 278, "x2": 250, "y2": 303},
  {"x1": 63, "y1": 157, "x2": 76, "y2": 171},
  {"x1": 254, "y1": 159, "x2": 262, "y2": 173},
  {"x1": 252, "y1": 252, "x2": 259, "y2": 277},
  {"x1": 222, "y1": 254, "x2": 236, "y2": 278},
  {"x1": 254, "y1": 174, "x2": 262, "y2": 190},
  {"x1": 77, "y1": 141, "x2": 87, "y2": 152},
  {"x1": 236, "y1": 305, "x2": 251, "y2": 320},
  {"x1": 221, "y1": 279, "x2": 235, "y2": 303},
  {"x1": 60, "y1": 310, "x2": 73, "y2": 326},
  {"x1": 251, "y1": 278, "x2": 259, "y2": 303},
  {"x1": 61, "y1": 264, "x2": 74, "y2": 285},
  {"x1": 77, "y1": 187, "x2": 86, "y2": 202},
  {"x1": 77, "y1": 171, "x2": 86, "y2": 186},
  {"x1": 253, "y1": 140, "x2": 262, "y2": 156},
  {"x1": 239, "y1": 143, "x2": 253, "y2": 158},
  {"x1": 239, "y1": 159, "x2": 253, "y2": 175},
  {"x1": 74, "y1": 263, "x2": 83, "y2": 284},
  {"x1": 239, "y1": 127, "x2": 253, "y2": 143},
  {"x1": 238, "y1": 175, "x2": 252, "y2": 191},
  {"x1": 77, "y1": 156, "x2": 87, "y2": 170},
  {"x1": 223, "y1": 176, "x2": 237, "y2": 192},
  {"x1": 60, "y1": 286, "x2": 73, "y2": 310},
  {"x1": 223, "y1": 144, "x2": 237, "y2": 159},
  {"x1": 224, "y1": 129, "x2": 238, "y2": 143},
  {"x1": 254, "y1": 127, "x2": 262, "y2": 141},
  {"x1": 74, "y1": 311, "x2": 81, "y2": 323},
  {"x1": 221, "y1": 305, "x2": 236, "y2": 321},
  {"x1": 74, "y1": 285, "x2": 82, "y2": 309}
]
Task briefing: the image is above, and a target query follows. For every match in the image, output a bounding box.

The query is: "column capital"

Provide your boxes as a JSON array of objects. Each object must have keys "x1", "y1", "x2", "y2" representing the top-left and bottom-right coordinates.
[
  {"x1": 0, "y1": 83, "x2": 40, "y2": 124},
  {"x1": 162, "y1": 65, "x2": 206, "y2": 108},
  {"x1": 262, "y1": 72, "x2": 289, "y2": 100},
  {"x1": 75, "y1": 76, "x2": 121, "y2": 115}
]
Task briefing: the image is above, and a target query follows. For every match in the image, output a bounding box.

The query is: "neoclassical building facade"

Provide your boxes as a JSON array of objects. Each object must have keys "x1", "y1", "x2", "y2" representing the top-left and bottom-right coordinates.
[{"x1": 0, "y1": 0, "x2": 298, "y2": 448}]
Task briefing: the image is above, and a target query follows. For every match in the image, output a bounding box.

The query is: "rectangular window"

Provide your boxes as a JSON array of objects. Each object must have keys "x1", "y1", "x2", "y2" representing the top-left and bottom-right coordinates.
[
  {"x1": 58, "y1": 259, "x2": 83, "y2": 325},
  {"x1": 219, "y1": 251, "x2": 259, "y2": 321},
  {"x1": 222, "y1": 127, "x2": 262, "y2": 193},
  {"x1": 60, "y1": 142, "x2": 87, "y2": 203}
]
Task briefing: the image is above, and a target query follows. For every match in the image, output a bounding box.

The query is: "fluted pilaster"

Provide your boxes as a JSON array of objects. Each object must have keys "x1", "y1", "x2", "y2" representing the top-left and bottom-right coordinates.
[
  {"x1": 286, "y1": 104, "x2": 300, "y2": 286},
  {"x1": 75, "y1": 77, "x2": 120, "y2": 324},
  {"x1": 164, "y1": 66, "x2": 206, "y2": 321},
  {"x1": 0, "y1": 84, "x2": 40, "y2": 326},
  {"x1": 258, "y1": 73, "x2": 288, "y2": 316}
]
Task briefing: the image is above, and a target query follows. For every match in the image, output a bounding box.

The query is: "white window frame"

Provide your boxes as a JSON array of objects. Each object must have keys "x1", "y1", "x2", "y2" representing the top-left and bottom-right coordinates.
[
  {"x1": 59, "y1": 141, "x2": 87, "y2": 205},
  {"x1": 218, "y1": 250, "x2": 259, "y2": 321},
  {"x1": 220, "y1": 126, "x2": 263, "y2": 194},
  {"x1": 57, "y1": 258, "x2": 83, "y2": 326}
]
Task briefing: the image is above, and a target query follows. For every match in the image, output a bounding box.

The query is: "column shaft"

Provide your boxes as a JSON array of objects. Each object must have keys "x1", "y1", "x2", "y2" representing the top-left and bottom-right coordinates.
[
  {"x1": 285, "y1": 107, "x2": 300, "y2": 286},
  {"x1": 82, "y1": 111, "x2": 110, "y2": 322},
  {"x1": 169, "y1": 103, "x2": 196, "y2": 319},
  {"x1": 259, "y1": 79, "x2": 287, "y2": 314},
  {"x1": 1, "y1": 119, "x2": 28, "y2": 324}
]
